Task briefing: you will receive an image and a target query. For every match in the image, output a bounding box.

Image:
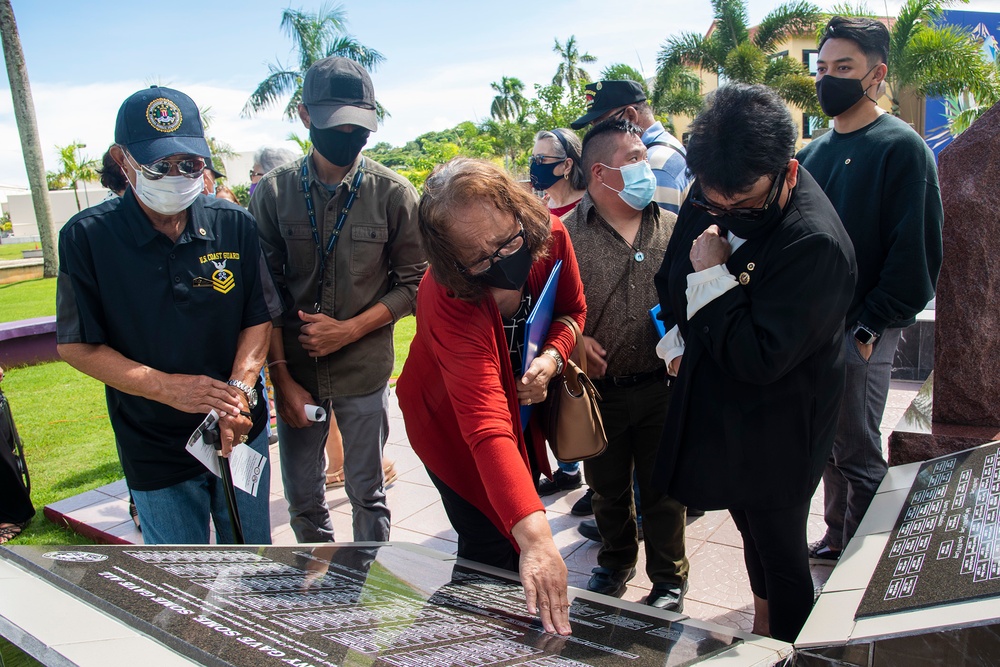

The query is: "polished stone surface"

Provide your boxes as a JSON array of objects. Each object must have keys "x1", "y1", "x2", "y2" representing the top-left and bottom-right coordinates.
[
  {"x1": 1, "y1": 543, "x2": 747, "y2": 667},
  {"x1": 934, "y1": 100, "x2": 1000, "y2": 427},
  {"x1": 858, "y1": 441, "x2": 1000, "y2": 618}
]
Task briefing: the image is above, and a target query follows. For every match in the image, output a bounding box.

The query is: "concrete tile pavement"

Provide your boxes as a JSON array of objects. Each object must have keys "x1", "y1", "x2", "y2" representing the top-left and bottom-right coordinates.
[{"x1": 44, "y1": 379, "x2": 923, "y2": 637}]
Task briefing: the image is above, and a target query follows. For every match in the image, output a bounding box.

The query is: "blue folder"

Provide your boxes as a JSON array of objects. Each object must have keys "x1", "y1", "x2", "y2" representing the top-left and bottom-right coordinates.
[
  {"x1": 649, "y1": 303, "x2": 667, "y2": 338},
  {"x1": 520, "y1": 260, "x2": 562, "y2": 429}
]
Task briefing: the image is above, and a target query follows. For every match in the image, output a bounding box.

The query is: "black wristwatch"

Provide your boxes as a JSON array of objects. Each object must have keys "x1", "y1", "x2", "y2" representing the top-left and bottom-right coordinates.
[
  {"x1": 227, "y1": 379, "x2": 258, "y2": 410},
  {"x1": 853, "y1": 323, "x2": 878, "y2": 346}
]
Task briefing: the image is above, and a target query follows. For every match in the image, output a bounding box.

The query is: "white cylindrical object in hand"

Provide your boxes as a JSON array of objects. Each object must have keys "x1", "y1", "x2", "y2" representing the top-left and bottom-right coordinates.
[{"x1": 304, "y1": 404, "x2": 327, "y2": 422}]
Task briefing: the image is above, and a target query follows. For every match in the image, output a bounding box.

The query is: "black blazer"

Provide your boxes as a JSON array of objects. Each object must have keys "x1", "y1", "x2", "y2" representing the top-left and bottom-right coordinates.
[{"x1": 653, "y1": 169, "x2": 856, "y2": 510}]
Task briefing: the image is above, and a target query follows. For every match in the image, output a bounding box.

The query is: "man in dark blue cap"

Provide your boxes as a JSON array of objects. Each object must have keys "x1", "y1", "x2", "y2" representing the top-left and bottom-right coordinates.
[{"x1": 56, "y1": 86, "x2": 283, "y2": 544}]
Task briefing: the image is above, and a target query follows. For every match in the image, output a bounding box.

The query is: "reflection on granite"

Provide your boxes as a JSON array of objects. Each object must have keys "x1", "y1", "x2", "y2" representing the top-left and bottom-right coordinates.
[
  {"x1": 0, "y1": 544, "x2": 743, "y2": 667},
  {"x1": 891, "y1": 320, "x2": 934, "y2": 382},
  {"x1": 793, "y1": 622, "x2": 1000, "y2": 667},
  {"x1": 934, "y1": 100, "x2": 1000, "y2": 427},
  {"x1": 889, "y1": 375, "x2": 1000, "y2": 466}
]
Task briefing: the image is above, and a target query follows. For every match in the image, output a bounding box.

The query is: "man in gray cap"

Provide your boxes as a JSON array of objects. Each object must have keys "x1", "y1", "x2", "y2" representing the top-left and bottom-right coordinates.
[
  {"x1": 56, "y1": 86, "x2": 282, "y2": 544},
  {"x1": 250, "y1": 57, "x2": 425, "y2": 544}
]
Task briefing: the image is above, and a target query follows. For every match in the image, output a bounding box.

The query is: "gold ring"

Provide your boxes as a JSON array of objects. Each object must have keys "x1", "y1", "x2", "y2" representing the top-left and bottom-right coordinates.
[{"x1": 239, "y1": 435, "x2": 249, "y2": 444}]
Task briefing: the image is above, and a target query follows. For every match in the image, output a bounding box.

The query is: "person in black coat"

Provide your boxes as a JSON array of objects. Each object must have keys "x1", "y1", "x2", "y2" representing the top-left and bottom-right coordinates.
[{"x1": 653, "y1": 84, "x2": 856, "y2": 642}]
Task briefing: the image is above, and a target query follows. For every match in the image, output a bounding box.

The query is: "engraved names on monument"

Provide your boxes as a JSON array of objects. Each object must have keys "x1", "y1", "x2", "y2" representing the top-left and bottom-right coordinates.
[
  {"x1": 857, "y1": 441, "x2": 1000, "y2": 618},
  {"x1": 2, "y1": 544, "x2": 741, "y2": 666}
]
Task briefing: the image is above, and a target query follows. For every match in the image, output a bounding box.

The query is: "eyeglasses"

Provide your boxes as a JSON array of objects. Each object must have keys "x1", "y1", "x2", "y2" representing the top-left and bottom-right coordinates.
[
  {"x1": 689, "y1": 168, "x2": 786, "y2": 221},
  {"x1": 457, "y1": 222, "x2": 526, "y2": 275},
  {"x1": 125, "y1": 152, "x2": 205, "y2": 180},
  {"x1": 249, "y1": 169, "x2": 266, "y2": 179},
  {"x1": 529, "y1": 154, "x2": 565, "y2": 165}
]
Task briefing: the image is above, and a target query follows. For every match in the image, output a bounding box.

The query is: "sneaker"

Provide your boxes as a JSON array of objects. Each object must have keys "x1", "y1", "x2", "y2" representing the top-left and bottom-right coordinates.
[
  {"x1": 538, "y1": 469, "x2": 582, "y2": 496},
  {"x1": 570, "y1": 488, "x2": 594, "y2": 516},
  {"x1": 687, "y1": 507, "x2": 706, "y2": 517},
  {"x1": 578, "y1": 518, "x2": 643, "y2": 542},
  {"x1": 808, "y1": 537, "x2": 841, "y2": 564}
]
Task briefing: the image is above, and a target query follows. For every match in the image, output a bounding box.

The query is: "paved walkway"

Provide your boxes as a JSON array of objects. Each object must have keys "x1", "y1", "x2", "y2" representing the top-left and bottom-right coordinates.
[{"x1": 44, "y1": 380, "x2": 922, "y2": 635}]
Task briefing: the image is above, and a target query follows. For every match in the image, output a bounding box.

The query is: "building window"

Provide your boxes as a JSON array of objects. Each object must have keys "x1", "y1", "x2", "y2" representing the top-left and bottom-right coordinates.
[
  {"x1": 803, "y1": 49, "x2": 819, "y2": 76},
  {"x1": 803, "y1": 113, "x2": 826, "y2": 139}
]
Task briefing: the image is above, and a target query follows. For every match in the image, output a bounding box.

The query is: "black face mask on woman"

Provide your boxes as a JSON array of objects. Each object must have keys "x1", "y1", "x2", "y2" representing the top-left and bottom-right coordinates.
[
  {"x1": 815, "y1": 64, "x2": 878, "y2": 117},
  {"x1": 478, "y1": 242, "x2": 533, "y2": 291},
  {"x1": 310, "y1": 125, "x2": 370, "y2": 167}
]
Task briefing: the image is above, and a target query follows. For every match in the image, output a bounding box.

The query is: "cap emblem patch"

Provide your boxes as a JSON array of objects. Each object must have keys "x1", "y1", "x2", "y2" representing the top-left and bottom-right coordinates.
[{"x1": 146, "y1": 98, "x2": 183, "y2": 133}]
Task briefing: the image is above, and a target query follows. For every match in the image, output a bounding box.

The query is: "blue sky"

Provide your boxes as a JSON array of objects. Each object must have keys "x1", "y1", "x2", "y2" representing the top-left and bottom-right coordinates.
[{"x1": 2, "y1": 0, "x2": 999, "y2": 189}]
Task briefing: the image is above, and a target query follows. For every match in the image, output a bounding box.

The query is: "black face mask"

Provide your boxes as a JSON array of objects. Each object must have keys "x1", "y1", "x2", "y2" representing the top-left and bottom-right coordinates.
[
  {"x1": 815, "y1": 65, "x2": 878, "y2": 118},
  {"x1": 709, "y1": 171, "x2": 789, "y2": 241},
  {"x1": 310, "y1": 126, "x2": 370, "y2": 167},
  {"x1": 529, "y1": 160, "x2": 562, "y2": 190},
  {"x1": 477, "y1": 242, "x2": 533, "y2": 291}
]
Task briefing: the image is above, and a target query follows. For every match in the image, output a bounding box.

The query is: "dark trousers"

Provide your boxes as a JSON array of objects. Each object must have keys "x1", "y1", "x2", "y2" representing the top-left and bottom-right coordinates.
[
  {"x1": 729, "y1": 500, "x2": 813, "y2": 643},
  {"x1": 427, "y1": 469, "x2": 519, "y2": 573},
  {"x1": 583, "y1": 378, "x2": 688, "y2": 584}
]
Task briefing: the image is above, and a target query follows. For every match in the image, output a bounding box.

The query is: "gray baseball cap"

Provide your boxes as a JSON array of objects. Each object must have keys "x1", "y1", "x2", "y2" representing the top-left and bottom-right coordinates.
[{"x1": 302, "y1": 57, "x2": 378, "y2": 131}]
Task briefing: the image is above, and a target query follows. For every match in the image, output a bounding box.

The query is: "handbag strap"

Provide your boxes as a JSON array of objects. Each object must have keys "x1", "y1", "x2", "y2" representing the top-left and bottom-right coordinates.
[{"x1": 553, "y1": 316, "x2": 586, "y2": 376}]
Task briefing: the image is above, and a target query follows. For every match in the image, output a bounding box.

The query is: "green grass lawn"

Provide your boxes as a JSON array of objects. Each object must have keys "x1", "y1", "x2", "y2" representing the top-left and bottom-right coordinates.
[
  {"x1": 0, "y1": 241, "x2": 38, "y2": 261},
  {"x1": 0, "y1": 277, "x2": 56, "y2": 321},
  {"x1": 0, "y1": 276, "x2": 417, "y2": 545}
]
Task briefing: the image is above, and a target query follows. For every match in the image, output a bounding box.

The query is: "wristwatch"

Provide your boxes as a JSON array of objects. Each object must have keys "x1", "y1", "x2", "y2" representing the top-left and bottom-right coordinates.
[
  {"x1": 541, "y1": 348, "x2": 564, "y2": 375},
  {"x1": 853, "y1": 323, "x2": 879, "y2": 346},
  {"x1": 227, "y1": 379, "x2": 258, "y2": 410}
]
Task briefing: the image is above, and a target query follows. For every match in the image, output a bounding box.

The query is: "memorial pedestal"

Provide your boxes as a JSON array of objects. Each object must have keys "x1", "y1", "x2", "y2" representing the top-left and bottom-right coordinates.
[
  {"x1": 888, "y1": 374, "x2": 1000, "y2": 466},
  {"x1": 796, "y1": 440, "x2": 1000, "y2": 666},
  {"x1": 0, "y1": 542, "x2": 790, "y2": 667}
]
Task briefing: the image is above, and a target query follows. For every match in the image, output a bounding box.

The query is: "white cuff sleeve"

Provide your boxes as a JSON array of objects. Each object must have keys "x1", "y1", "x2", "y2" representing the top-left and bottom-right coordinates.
[
  {"x1": 656, "y1": 325, "x2": 685, "y2": 375},
  {"x1": 686, "y1": 264, "x2": 738, "y2": 320}
]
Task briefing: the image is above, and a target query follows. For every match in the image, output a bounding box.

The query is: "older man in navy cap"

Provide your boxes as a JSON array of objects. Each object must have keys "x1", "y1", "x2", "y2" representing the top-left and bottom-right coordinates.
[
  {"x1": 251, "y1": 57, "x2": 425, "y2": 545},
  {"x1": 56, "y1": 86, "x2": 283, "y2": 544}
]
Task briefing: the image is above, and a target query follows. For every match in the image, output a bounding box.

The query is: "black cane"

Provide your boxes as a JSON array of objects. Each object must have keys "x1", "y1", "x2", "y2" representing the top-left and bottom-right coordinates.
[{"x1": 203, "y1": 425, "x2": 245, "y2": 544}]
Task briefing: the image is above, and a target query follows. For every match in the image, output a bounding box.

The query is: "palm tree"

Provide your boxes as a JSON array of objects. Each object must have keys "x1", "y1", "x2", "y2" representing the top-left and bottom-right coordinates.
[
  {"x1": 552, "y1": 36, "x2": 598, "y2": 88},
  {"x1": 287, "y1": 132, "x2": 312, "y2": 155},
  {"x1": 47, "y1": 142, "x2": 98, "y2": 212},
  {"x1": 1, "y1": 0, "x2": 57, "y2": 276},
  {"x1": 489, "y1": 76, "x2": 527, "y2": 122},
  {"x1": 242, "y1": 4, "x2": 385, "y2": 121},
  {"x1": 654, "y1": 0, "x2": 822, "y2": 116}
]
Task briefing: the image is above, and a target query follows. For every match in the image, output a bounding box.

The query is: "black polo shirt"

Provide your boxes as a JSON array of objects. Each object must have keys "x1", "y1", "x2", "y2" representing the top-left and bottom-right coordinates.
[{"x1": 56, "y1": 190, "x2": 281, "y2": 491}]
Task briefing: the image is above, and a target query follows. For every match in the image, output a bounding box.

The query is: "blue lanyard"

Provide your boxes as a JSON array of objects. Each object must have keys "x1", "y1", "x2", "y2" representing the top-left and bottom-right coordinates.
[{"x1": 301, "y1": 158, "x2": 365, "y2": 312}]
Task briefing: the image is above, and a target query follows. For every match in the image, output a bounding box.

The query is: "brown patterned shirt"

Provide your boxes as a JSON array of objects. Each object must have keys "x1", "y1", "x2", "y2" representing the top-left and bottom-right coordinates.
[{"x1": 562, "y1": 194, "x2": 676, "y2": 377}]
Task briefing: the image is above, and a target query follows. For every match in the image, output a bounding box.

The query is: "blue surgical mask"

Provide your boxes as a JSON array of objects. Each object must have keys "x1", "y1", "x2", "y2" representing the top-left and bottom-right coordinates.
[{"x1": 601, "y1": 161, "x2": 656, "y2": 210}]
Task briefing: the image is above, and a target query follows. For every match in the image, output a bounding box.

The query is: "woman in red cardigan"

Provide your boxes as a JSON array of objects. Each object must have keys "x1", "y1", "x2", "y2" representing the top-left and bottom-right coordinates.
[{"x1": 396, "y1": 159, "x2": 586, "y2": 636}]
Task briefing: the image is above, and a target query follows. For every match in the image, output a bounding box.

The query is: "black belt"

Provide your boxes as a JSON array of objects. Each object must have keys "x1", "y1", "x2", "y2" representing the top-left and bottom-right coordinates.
[{"x1": 591, "y1": 369, "x2": 666, "y2": 390}]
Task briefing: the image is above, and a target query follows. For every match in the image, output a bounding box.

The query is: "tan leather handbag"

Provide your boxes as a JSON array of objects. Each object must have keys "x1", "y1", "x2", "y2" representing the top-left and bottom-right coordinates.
[{"x1": 545, "y1": 316, "x2": 608, "y2": 462}]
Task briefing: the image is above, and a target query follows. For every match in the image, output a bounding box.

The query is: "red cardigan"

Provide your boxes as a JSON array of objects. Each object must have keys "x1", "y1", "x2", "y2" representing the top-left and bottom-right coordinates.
[{"x1": 396, "y1": 217, "x2": 586, "y2": 544}]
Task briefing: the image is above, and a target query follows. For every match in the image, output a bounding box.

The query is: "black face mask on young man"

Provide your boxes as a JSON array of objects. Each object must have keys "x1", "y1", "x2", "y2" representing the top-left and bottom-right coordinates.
[
  {"x1": 310, "y1": 125, "x2": 371, "y2": 167},
  {"x1": 477, "y1": 242, "x2": 533, "y2": 291},
  {"x1": 815, "y1": 65, "x2": 879, "y2": 118}
]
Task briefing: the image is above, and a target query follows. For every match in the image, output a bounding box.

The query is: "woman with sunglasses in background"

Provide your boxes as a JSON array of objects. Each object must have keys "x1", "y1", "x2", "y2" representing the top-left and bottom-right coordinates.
[
  {"x1": 396, "y1": 158, "x2": 586, "y2": 636},
  {"x1": 652, "y1": 85, "x2": 856, "y2": 642},
  {"x1": 529, "y1": 129, "x2": 586, "y2": 219}
]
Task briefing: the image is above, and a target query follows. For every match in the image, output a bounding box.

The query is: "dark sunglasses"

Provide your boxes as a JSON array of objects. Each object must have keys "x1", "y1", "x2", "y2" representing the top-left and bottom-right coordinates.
[
  {"x1": 126, "y1": 152, "x2": 205, "y2": 180},
  {"x1": 689, "y1": 168, "x2": 786, "y2": 221}
]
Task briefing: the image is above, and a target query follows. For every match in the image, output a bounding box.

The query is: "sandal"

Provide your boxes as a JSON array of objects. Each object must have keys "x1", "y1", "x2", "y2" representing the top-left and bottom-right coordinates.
[
  {"x1": 383, "y1": 459, "x2": 398, "y2": 487},
  {"x1": 129, "y1": 499, "x2": 141, "y2": 532},
  {"x1": 325, "y1": 467, "x2": 345, "y2": 488},
  {"x1": 0, "y1": 521, "x2": 28, "y2": 545}
]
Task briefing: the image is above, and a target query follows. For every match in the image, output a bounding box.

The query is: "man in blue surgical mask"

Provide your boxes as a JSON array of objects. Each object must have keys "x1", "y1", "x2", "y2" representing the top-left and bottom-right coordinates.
[
  {"x1": 797, "y1": 16, "x2": 943, "y2": 565},
  {"x1": 56, "y1": 86, "x2": 283, "y2": 544},
  {"x1": 249, "y1": 57, "x2": 426, "y2": 546},
  {"x1": 561, "y1": 119, "x2": 690, "y2": 612}
]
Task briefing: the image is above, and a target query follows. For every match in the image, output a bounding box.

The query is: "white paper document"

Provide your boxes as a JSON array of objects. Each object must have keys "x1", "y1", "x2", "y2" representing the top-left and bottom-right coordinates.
[{"x1": 185, "y1": 411, "x2": 266, "y2": 497}]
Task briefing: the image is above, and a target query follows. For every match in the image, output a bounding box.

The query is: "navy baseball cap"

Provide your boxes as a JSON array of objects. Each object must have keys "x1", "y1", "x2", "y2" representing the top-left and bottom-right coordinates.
[
  {"x1": 571, "y1": 80, "x2": 647, "y2": 129},
  {"x1": 114, "y1": 86, "x2": 211, "y2": 164},
  {"x1": 302, "y1": 57, "x2": 378, "y2": 131}
]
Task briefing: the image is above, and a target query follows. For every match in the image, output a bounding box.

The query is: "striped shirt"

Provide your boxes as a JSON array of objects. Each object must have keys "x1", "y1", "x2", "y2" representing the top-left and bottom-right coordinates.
[{"x1": 642, "y1": 122, "x2": 691, "y2": 215}]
